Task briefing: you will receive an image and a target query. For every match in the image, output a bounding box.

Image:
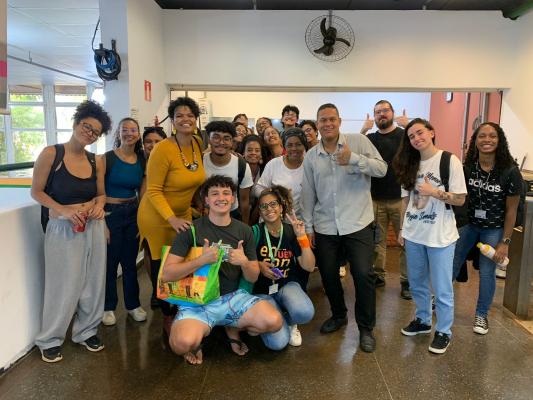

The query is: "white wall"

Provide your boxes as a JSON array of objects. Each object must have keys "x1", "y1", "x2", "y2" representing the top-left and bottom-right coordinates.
[
  {"x1": 163, "y1": 10, "x2": 516, "y2": 90},
  {"x1": 500, "y1": 10, "x2": 533, "y2": 170},
  {"x1": 126, "y1": 0, "x2": 168, "y2": 130},
  {"x1": 162, "y1": 10, "x2": 531, "y2": 169},
  {"x1": 172, "y1": 90, "x2": 431, "y2": 134},
  {"x1": 0, "y1": 199, "x2": 43, "y2": 371}
]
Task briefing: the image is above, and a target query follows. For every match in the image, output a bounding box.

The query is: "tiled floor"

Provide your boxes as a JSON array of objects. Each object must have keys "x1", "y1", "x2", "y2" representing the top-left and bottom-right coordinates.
[{"x1": 1, "y1": 248, "x2": 532, "y2": 400}]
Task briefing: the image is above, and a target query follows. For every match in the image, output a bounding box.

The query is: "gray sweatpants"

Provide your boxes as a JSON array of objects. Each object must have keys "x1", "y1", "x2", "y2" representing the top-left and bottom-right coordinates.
[{"x1": 35, "y1": 218, "x2": 106, "y2": 350}]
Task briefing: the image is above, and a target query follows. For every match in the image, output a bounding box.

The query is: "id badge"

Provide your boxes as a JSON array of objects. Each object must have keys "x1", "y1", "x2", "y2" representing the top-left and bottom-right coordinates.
[
  {"x1": 268, "y1": 283, "x2": 279, "y2": 295},
  {"x1": 474, "y1": 209, "x2": 487, "y2": 219}
]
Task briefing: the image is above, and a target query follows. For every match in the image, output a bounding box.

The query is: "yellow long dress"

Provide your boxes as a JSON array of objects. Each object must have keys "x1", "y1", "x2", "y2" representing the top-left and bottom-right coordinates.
[{"x1": 138, "y1": 136, "x2": 205, "y2": 260}]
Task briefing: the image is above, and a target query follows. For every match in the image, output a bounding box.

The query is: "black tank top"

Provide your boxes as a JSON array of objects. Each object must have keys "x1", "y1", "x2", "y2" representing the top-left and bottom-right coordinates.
[{"x1": 47, "y1": 144, "x2": 97, "y2": 205}]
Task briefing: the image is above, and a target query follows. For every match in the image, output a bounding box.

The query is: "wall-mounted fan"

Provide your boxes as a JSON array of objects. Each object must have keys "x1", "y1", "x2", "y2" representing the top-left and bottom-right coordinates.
[{"x1": 305, "y1": 11, "x2": 355, "y2": 62}]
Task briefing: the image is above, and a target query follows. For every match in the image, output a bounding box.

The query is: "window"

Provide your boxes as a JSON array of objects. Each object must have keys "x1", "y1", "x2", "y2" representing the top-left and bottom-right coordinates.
[
  {"x1": 1, "y1": 84, "x2": 97, "y2": 177},
  {"x1": 9, "y1": 86, "x2": 46, "y2": 167}
]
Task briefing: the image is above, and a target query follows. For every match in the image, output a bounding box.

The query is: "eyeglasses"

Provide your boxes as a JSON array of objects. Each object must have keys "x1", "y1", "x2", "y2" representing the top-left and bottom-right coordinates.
[
  {"x1": 258, "y1": 200, "x2": 280, "y2": 210},
  {"x1": 210, "y1": 133, "x2": 233, "y2": 143},
  {"x1": 81, "y1": 122, "x2": 101, "y2": 138}
]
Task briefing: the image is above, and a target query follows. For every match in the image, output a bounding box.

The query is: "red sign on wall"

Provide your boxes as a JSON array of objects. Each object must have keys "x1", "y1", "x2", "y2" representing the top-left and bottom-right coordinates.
[{"x1": 144, "y1": 80, "x2": 152, "y2": 102}]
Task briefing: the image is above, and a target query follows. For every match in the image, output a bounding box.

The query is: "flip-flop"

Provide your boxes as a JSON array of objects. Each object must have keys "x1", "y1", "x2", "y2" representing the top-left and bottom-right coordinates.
[
  {"x1": 227, "y1": 338, "x2": 249, "y2": 356},
  {"x1": 184, "y1": 344, "x2": 203, "y2": 365}
]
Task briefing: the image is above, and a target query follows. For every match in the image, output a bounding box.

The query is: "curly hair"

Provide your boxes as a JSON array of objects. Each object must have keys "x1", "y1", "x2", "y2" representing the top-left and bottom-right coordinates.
[
  {"x1": 200, "y1": 175, "x2": 237, "y2": 201},
  {"x1": 464, "y1": 122, "x2": 516, "y2": 173},
  {"x1": 258, "y1": 185, "x2": 293, "y2": 219},
  {"x1": 73, "y1": 100, "x2": 112, "y2": 135},
  {"x1": 205, "y1": 120, "x2": 237, "y2": 137},
  {"x1": 167, "y1": 97, "x2": 200, "y2": 119},
  {"x1": 392, "y1": 118, "x2": 435, "y2": 191}
]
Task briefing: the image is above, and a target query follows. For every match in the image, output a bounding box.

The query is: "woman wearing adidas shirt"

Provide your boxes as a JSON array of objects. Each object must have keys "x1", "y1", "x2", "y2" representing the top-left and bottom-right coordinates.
[
  {"x1": 393, "y1": 118, "x2": 466, "y2": 354},
  {"x1": 452, "y1": 122, "x2": 521, "y2": 335}
]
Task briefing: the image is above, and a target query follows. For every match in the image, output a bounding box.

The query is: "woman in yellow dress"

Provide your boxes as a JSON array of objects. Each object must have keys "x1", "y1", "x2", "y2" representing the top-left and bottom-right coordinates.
[{"x1": 138, "y1": 97, "x2": 205, "y2": 341}]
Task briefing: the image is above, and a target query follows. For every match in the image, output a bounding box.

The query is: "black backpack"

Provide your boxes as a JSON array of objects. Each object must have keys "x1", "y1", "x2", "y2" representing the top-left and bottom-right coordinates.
[{"x1": 440, "y1": 151, "x2": 526, "y2": 227}]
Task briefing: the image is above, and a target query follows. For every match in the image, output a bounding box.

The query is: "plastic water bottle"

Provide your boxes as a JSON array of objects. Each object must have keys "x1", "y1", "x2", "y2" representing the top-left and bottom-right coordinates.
[{"x1": 477, "y1": 242, "x2": 509, "y2": 267}]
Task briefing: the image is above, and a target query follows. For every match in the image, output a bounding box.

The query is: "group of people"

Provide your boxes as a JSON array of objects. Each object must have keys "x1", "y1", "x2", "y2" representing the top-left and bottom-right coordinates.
[{"x1": 30, "y1": 96, "x2": 522, "y2": 364}]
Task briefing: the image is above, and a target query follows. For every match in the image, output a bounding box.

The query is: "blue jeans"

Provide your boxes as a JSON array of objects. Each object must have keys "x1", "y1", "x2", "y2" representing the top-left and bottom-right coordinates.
[
  {"x1": 104, "y1": 200, "x2": 141, "y2": 311},
  {"x1": 405, "y1": 240, "x2": 456, "y2": 335},
  {"x1": 259, "y1": 282, "x2": 315, "y2": 350},
  {"x1": 452, "y1": 224, "x2": 503, "y2": 317}
]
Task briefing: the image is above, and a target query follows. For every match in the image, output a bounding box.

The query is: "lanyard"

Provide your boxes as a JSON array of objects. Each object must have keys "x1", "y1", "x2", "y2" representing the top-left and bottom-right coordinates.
[{"x1": 264, "y1": 224, "x2": 284, "y2": 263}]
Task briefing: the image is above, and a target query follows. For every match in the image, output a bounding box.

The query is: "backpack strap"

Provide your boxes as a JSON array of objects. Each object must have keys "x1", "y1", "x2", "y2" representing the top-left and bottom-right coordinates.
[
  {"x1": 237, "y1": 154, "x2": 246, "y2": 187},
  {"x1": 190, "y1": 224, "x2": 197, "y2": 247},
  {"x1": 439, "y1": 151, "x2": 452, "y2": 210},
  {"x1": 251, "y1": 224, "x2": 261, "y2": 247},
  {"x1": 41, "y1": 144, "x2": 65, "y2": 232},
  {"x1": 104, "y1": 150, "x2": 116, "y2": 178}
]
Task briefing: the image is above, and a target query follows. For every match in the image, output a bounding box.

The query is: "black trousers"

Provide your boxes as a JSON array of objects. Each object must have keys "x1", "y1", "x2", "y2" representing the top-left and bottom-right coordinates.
[{"x1": 315, "y1": 224, "x2": 376, "y2": 330}]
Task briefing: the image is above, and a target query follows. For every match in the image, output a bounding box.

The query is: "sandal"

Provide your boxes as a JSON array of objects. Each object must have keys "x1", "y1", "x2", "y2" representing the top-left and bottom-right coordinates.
[
  {"x1": 227, "y1": 338, "x2": 249, "y2": 356},
  {"x1": 184, "y1": 344, "x2": 203, "y2": 365}
]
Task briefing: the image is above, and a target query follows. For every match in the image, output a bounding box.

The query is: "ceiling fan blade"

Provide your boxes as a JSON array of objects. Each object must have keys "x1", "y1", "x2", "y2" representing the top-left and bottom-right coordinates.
[
  {"x1": 336, "y1": 38, "x2": 351, "y2": 47},
  {"x1": 314, "y1": 45, "x2": 334, "y2": 56},
  {"x1": 320, "y1": 18, "x2": 327, "y2": 37}
]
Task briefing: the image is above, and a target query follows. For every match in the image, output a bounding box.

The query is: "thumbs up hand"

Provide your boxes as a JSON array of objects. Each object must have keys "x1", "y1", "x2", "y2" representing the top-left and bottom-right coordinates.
[
  {"x1": 201, "y1": 239, "x2": 219, "y2": 264},
  {"x1": 335, "y1": 142, "x2": 352, "y2": 166},
  {"x1": 360, "y1": 113, "x2": 374, "y2": 134},
  {"x1": 395, "y1": 109, "x2": 409, "y2": 128},
  {"x1": 416, "y1": 176, "x2": 437, "y2": 197},
  {"x1": 228, "y1": 240, "x2": 248, "y2": 266}
]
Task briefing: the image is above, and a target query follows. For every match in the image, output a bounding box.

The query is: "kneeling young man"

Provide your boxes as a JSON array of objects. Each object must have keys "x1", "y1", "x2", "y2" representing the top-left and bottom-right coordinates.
[{"x1": 162, "y1": 175, "x2": 283, "y2": 364}]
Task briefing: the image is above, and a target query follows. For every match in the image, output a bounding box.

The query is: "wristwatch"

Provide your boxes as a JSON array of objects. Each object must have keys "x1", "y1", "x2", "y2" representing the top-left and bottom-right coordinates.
[{"x1": 501, "y1": 237, "x2": 512, "y2": 245}]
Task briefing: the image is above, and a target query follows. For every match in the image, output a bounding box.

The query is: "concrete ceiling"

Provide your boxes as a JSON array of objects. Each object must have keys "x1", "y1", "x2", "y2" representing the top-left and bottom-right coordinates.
[{"x1": 7, "y1": 0, "x2": 101, "y2": 86}]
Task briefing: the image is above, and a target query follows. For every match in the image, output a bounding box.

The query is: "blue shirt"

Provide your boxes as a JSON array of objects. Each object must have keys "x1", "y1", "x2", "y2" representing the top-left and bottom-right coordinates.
[
  {"x1": 105, "y1": 155, "x2": 144, "y2": 198},
  {"x1": 302, "y1": 133, "x2": 387, "y2": 235}
]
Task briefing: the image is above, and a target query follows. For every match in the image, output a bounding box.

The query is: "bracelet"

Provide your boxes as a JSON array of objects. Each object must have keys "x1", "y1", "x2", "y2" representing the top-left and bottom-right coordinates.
[{"x1": 297, "y1": 235, "x2": 311, "y2": 249}]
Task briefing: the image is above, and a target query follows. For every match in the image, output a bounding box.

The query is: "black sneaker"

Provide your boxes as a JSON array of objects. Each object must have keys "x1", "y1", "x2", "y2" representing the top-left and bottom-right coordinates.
[
  {"x1": 473, "y1": 315, "x2": 489, "y2": 335},
  {"x1": 41, "y1": 346, "x2": 63, "y2": 363},
  {"x1": 359, "y1": 328, "x2": 376, "y2": 353},
  {"x1": 375, "y1": 277, "x2": 385, "y2": 288},
  {"x1": 400, "y1": 281, "x2": 412, "y2": 300},
  {"x1": 401, "y1": 318, "x2": 432, "y2": 336},
  {"x1": 81, "y1": 335, "x2": 105, "y2": 352},
  {"x1": 320, "y1": 317, "x2": 348, "y2": 334},
  {"x1": 428, "y1": 331, "x2": 450, "y2": 354}
]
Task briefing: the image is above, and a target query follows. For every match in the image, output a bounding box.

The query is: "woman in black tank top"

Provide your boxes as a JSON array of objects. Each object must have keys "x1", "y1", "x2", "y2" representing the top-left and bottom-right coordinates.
[{"x1": 31, "y1": 101, "x2": 112, "y2": 363}]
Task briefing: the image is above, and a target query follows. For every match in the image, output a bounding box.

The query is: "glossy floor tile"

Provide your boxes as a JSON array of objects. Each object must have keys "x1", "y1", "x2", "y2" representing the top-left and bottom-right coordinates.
[{"x1": 1, "y1": 248, "x2": 532, "y2": 400}]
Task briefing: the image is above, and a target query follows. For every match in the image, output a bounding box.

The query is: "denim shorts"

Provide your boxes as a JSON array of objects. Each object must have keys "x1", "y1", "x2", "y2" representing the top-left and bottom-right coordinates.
[{"x1": 175, "y1": 289, "x2": 261, "y2": 329}]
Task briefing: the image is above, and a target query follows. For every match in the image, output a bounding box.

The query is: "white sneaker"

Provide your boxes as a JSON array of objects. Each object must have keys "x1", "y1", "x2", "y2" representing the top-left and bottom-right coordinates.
[
  {"x1": 495, "y1": 265, "x2": 507, "y2": 279},
  {"x1": 128, "y1": 307, "x2": 147, "y2": 322},
  {"x1": 289, "y1": 325, "x2": 302, "y2": 347},
  {"x1": 339, "y1": 266, "x2": 347, "y2": 277},
  {"x1": 102, "y1": 311, "x2": 116, "y2": 326}
]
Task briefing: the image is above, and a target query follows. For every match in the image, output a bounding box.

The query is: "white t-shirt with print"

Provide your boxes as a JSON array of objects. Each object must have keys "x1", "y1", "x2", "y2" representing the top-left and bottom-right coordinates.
[
  {"x1": 401, "y1": 150, "x2": 467, "y2": 247},
  {"x1": 203, "y1": 153, "x2": 254, "y2": 211},
  {"x1": 254, "y1": 156, "x2": 304, "y2": 218}
]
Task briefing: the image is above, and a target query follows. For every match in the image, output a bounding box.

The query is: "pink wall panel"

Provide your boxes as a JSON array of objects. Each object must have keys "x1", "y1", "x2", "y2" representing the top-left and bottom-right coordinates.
[{"x1": 429, "y1": 92, "x2": 466, "y2": 160}]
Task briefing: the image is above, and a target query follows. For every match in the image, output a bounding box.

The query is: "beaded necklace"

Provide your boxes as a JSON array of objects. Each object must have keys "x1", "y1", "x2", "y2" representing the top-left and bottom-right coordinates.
[{"x1": 173, "y1": 134, "x2": 199, "y2": 171}]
